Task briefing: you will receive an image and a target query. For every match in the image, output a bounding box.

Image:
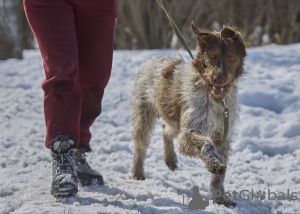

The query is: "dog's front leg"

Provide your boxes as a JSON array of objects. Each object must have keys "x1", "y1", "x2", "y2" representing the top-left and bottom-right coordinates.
[
  {"x1": 210, "y1": 137, "x2": 236, "y2": 207},
  {"x1": 177, "y1": 131, "x2": 226, "y2": 175},
  {"x1": 210, "y1": 173, "x2": 236, "y2": 207}
]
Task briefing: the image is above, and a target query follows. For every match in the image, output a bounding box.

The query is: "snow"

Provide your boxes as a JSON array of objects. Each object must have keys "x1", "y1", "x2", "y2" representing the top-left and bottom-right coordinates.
[{"x1": 1, "y1": 44, "x2": 300, "y2": 213}]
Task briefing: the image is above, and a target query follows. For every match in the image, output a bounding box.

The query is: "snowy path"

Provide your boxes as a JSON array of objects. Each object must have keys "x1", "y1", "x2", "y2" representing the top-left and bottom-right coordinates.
[{"x1": 0, "y1": 45, "x2": 300, "y2": 213}]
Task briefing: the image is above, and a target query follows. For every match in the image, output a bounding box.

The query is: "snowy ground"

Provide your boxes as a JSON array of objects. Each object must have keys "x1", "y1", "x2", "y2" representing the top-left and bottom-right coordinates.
[{"x1": 0, "y1": 44, "x2": 300, "y2": 214}]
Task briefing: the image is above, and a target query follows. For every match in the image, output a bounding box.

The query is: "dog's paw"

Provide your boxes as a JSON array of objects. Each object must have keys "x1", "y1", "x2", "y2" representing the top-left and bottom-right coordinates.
[
  {"x1": 131, "y1": 175, "x2": 145, "y2": 180},
  {"x1": 213, "y1": 198, "x2": 236, "y2": 208},
  {"x1": 131, "y1": 170, "x2": 145, "y2": 180},
  {"x1": 165, "y1": 155, "x2": 178, "y2": 171},
  {"x1": 166, "y1": 160, "x2": 178, "y2": 171},
  {"x1": 131, "y1": 165, "x2": 145, "y2": 180},
  {"x1": 206, "y1": 161, "x2": 226, "y2": 175}
]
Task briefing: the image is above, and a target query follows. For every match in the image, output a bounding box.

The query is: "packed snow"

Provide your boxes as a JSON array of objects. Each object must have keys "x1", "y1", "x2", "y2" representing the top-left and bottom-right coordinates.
[{"x1": 0, "y1": 44, "x2": 300, "y2": 214}]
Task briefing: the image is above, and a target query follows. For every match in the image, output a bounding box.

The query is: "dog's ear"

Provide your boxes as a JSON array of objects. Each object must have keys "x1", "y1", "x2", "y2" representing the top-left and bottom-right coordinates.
[
  {"x1": 221, "y1": 26, "x2": 243, "y2": 40},
  {"x1": 221, "y1": 26, "x2": 236, "y2": 39},
  {"x1": 191, "y1": 21, "x2": 210, "y2": 39},
  {"x1": 221, "y1": 26, "x2": 246, "y2": 57}
]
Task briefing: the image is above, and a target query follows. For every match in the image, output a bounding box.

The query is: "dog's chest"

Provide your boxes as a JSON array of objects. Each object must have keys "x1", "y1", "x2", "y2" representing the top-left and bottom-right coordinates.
[{"x1": 186, "y1": 94, "x2": 224, "y2": 136}]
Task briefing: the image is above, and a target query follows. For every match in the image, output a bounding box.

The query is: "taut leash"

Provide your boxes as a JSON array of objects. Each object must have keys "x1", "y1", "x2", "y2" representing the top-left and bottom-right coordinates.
[{"x1": 156, "y1": 0, "x2": 194, "y2": 60}]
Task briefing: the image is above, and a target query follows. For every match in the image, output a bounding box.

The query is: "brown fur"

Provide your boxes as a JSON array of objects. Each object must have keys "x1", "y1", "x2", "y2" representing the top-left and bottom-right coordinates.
[
  {"x1": 157, "y1": 59, "x2": 183, "y2": 126},
  {"x1": 130, "y1": 22, "x2": 246, "y2": 207}
]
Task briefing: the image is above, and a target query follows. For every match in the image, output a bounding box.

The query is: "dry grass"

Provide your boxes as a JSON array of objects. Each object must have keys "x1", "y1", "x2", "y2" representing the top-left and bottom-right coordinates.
[
  {"x1": 115, "y1": 0, "x2": 300, "y2": 49},
  {"x1": 1, "y1": 0, "x2": 299, "y2": 59}
]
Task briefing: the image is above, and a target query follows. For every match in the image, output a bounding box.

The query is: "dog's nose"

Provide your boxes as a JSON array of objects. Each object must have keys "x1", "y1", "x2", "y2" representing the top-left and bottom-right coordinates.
[{"x1": 213, "y1": 76, "x2": 224, "y2": 85}]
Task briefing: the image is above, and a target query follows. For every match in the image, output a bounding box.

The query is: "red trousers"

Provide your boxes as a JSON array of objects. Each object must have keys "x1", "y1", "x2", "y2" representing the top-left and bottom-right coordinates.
[{"x1": 24, "y1": 0, "x2": 118, "y2": 149}]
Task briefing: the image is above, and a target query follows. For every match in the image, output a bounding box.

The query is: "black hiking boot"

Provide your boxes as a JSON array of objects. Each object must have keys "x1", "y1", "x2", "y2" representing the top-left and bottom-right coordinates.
[
  {"x1": 71, "y1": 148, "x2": 104, "y2": 186},
  {"x1": 50, "y1": 135, "x2": 78, "y2": 197}
]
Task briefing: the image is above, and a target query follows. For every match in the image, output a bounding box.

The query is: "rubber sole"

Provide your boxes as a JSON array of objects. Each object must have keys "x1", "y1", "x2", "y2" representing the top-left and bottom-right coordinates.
[
  {"x1": 51, "y1": 187, "x2": 78, "y2": 197},
  {"x1": 77, "y1": 173, "x2": 104, "y2": 186}
]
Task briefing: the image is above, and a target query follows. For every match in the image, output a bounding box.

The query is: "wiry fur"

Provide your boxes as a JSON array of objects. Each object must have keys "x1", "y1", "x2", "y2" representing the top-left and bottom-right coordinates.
[{"x1": 130, "y1": 22, "x2": 246, "y2": 207}]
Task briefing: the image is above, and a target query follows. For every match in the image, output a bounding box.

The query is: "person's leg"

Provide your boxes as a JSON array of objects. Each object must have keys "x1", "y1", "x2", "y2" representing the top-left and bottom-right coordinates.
[
  {"x1": 24, "y1": 0, "x2": 82, "y2": 196},
  {"x1": 73, "y1": 0, "x2": 118, "y2": 148},
  {"x1": 24, "y1": 0, "x2": 82, "y2": 147}
]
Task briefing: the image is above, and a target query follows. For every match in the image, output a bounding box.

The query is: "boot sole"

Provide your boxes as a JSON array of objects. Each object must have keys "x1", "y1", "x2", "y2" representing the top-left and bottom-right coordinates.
[
  {"x1": 77, "y1": 173, "x2": 104, "y2": 186},
  {"x1": 51, "y1": 187, "x2": 78, "y2": 197}
]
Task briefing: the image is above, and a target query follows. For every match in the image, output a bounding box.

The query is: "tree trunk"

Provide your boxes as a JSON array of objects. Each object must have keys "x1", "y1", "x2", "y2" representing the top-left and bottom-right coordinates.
[{"x1": 0, "y1": 0, "x2": 34, "y2": 60}]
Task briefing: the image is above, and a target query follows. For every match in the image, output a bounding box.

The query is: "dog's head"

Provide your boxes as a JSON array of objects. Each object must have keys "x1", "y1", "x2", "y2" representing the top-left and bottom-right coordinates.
[{"x1": 191, "y1": 22, "x2": 246, "y2": 99}]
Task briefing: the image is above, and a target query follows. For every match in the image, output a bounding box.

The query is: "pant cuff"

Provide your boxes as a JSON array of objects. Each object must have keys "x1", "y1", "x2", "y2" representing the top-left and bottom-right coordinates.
[{"x1": 77, "y1": 145, "x2": 92, "y2": 153}]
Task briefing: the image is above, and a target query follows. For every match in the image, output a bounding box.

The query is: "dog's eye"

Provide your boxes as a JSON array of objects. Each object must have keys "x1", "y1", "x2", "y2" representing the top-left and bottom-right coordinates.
[{"x1": 227, "y1": 55, "x2": 234, "y2": 61}]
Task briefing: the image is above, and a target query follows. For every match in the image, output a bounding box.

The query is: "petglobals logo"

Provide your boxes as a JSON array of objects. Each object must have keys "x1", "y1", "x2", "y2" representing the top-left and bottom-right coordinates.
[
  {"x1": 178, "y1": 185, "x2": 209, "y2": 212},
  {"x1": 178, "y1": 186, "x2": 298, "y2": 212},
  {"x1": 211, "y1": 189, "x2": 298, "y2": 201}
]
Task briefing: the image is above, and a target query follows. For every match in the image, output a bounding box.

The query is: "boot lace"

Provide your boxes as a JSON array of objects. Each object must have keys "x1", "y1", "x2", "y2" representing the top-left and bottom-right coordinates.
[{"x1": 53, "y1": 152, "x2": 74, "y2": 176}]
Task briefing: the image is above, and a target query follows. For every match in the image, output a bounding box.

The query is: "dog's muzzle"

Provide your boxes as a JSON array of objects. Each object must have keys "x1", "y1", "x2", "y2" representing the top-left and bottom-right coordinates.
[{"x1": 212, "y1": 85, "x2": 224, "y2": 95}]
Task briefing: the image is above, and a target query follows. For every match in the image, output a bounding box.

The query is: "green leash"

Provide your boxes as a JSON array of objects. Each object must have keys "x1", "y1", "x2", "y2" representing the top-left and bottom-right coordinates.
[
  {"x1": 222, "y1": 96, "x2": 229, "y2": 146},
  {"x1": 156, "y1": 0, "x2": 194, "y2": 60},
  {"x1": 156, "y1": 0, "x2": 229, "y2": 146}
]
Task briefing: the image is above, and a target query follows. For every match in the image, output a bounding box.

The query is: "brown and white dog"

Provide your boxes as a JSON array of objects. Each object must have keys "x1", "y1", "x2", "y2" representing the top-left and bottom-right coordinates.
[{"x1": 130, "y1": 22, "x2": 246, "y2": 207}]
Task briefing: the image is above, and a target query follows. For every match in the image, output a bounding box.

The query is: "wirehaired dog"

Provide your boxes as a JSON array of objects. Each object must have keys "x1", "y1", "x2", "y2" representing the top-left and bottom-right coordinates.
[{"x1": 130, "y1": 22, "x2": 246, "y2": 207}]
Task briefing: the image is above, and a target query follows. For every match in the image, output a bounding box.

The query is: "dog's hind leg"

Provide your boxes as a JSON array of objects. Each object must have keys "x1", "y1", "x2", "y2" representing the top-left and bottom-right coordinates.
[
  {"x1": 131, "y1": 103, "x2": 157, "y2": 180},
  {"x1": 162, "y1": 123, "x2": 178, "y2": 171}
]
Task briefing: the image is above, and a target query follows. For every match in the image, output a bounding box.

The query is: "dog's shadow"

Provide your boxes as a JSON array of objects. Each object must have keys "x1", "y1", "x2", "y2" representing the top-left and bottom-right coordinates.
[{"x1": 59, "y1": 183, "x2": 197, "y2": 213}]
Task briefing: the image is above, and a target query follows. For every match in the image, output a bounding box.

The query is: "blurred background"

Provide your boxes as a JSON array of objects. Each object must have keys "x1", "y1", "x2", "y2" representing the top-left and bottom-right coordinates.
[{"x1": 0, "y1": 0, "x2": 299, "y2": 60}]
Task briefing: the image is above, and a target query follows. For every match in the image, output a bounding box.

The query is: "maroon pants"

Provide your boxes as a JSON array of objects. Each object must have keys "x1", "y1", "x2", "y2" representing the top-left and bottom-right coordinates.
[{"x1": 24, "y1": 0, "x2": 118, "y2": 148}]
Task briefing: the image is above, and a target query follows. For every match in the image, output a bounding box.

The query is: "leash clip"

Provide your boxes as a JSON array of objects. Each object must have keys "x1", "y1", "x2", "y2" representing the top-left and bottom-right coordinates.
[
  {"x1": 222, "y1": 96, "x2": 229, "y2": 118},
  {"x1": 221, "y1": 95, "x2": 229, "y2": 147}
]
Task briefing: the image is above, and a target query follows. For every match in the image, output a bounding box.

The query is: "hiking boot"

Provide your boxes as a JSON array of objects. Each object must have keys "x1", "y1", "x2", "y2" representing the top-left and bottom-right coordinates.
[
  {"x1": 71, "y1": 149, "x2": 104, "y2": 186},
  {"x1": 50, "y1": 135, "x2": 78, "y2": 196}
]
